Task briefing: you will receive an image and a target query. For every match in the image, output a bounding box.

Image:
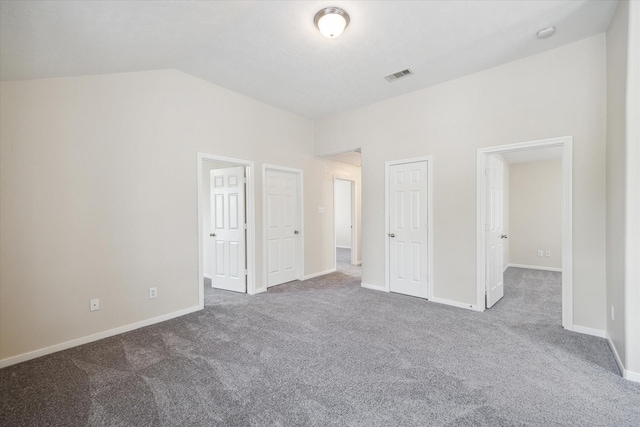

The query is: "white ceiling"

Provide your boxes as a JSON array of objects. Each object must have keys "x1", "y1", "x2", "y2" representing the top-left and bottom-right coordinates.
[{"x1": 0, "y1": 1, "x2": 617, "y2": 119}]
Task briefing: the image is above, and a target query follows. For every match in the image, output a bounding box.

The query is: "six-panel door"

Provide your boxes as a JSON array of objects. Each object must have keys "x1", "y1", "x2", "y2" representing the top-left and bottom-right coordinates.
[
  {"x1": 211, "y1": 166, "x2": 247, "y2": 293},
  {"x1": 486, "y1": 155, "x2": 505, "y2": 307},
  {"x1": 266, "y1": 169, "x2": 299, "y2": 287},
  {"x1": 389, "y1": 161, "x2": 429, "y2": 299}
]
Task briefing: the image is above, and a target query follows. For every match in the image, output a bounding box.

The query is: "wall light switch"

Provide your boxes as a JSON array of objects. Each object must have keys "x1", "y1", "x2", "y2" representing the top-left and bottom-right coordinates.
[
  {"x1": 90, "y1": 298, "x2": 100, "y2": 312},
  {"x1": 149, "y1": 287, "x2": 158, "y2": 299},
  {"x1": 318, "y1": 207, "x2": 325, "y2": 214},
  {"x1": 545, "y1": 251, "x2": 551, "y2": 257},
  {"x1": 537, "y1": 250, "x2": 543, "y2": 257}
]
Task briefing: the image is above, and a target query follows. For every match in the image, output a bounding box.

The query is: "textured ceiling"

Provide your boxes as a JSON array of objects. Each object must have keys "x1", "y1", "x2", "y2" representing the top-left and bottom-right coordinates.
[{"x1": 0, "y1": 1, "x2": 617, "y2": 119}]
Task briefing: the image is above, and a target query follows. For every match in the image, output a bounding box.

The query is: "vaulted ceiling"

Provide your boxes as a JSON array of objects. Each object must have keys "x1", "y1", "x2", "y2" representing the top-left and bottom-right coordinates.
[{"x1": 0, "y1": 1, "x2": 617, "y2": 119}]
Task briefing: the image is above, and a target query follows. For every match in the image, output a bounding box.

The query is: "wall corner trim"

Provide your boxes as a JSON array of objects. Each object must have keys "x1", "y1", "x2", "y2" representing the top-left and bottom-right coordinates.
[
  {"x1": 0, "y1": 305, "x2": 202, "y2": 369},
  {"x1": 361, "y1": 282, "x2": 386, "y2": 292},
  {"x1": 508, "y1": 263, "x2": 562, "y2": 272},
  {"x1": 571, "y1": 325, "x2": 607, "y2": 338},
  {"x1": 606, "y1": 333, "x2": 640, "y2": 383},
  {"x1": 625, "y1": 370, "x2": 640, "y2": 383},
  {"x1": 301, "y1": 268, "x2": 336, "y2": 281},
  {"x1": 430, "y1": 296, "x2": 479, "y2": 312}
]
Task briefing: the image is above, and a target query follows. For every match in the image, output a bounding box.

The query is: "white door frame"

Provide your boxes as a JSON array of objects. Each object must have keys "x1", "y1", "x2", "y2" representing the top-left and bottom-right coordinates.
[
  {"x1": 384, "y1": 155, "x2": 434, "y2": 297},
  {"x1": 333, "y1": 176, "x2": 358, "y2": 268},
  {"x1": 262, "y1": 164, "x2": 304, "y2": 290},
  {"x1": 476, "y1": 136, "x2": 573, "y2": 330},
  {"x1": 197, "y1": 153, "x2": 257, "y2": 309}
]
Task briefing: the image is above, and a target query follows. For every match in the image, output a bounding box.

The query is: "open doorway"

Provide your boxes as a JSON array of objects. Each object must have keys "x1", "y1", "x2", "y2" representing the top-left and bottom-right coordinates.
[
  {"x1": 477, "y1": 136, "x2": 573, "y2": 330},
  {"x1": 197, "y1": 153, "x2": 256, "y2": 308},
  {"x1": 334, "y1": 177, "x2": 357, "y2": 273},
  {"x1": 322, "y1": 148, "x2": 362, "y2": 278},
  {"x1": 502, "y1": 151, "x2": 564, "y2": 323}
]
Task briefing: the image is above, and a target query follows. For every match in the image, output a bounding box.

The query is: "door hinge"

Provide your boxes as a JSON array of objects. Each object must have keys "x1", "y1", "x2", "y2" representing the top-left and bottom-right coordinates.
[
  {"x1": 243, "y1": 177, "x2": 247, "y2": 183},
  {"x1": 245, "y1": 269, "x2": 248, "y2": 275},
  {"x1": 244, "y1": 223, "x2": 247, "y2": 229}
]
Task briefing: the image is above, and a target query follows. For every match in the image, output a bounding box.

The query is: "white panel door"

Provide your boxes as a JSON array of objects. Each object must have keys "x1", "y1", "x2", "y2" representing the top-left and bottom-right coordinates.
[
  {"x1": 266, "y1": 169, "x2": 299, "y2": 287},
  {"x1": 210, "y1": 167, "x2": 246, "y2": 293},
  {"x1": 389, "y1": 161, "x2": 429, "y2": 299},
  {"x1": 486, "y1": 155, "x2": 505, "y2": 307}
]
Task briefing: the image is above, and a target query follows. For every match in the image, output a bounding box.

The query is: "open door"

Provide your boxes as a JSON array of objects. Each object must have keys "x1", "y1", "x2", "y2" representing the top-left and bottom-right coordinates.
[
  {"x1": 210, "y1": 166, "x2": 247, "y2": 293},
  {"x1": 486, "y1": 155, "x2": 505, "y2": 307}
]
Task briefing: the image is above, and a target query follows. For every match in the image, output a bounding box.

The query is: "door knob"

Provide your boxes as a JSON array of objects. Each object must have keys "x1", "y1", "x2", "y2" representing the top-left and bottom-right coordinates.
[
  {"x1": 501, "y1": 234, "x2": 508, "y2": 239},
  {"x1": 210, "y1": 233, "x2": 216, "y2": 237},
  {"x1": 294, "y1": 230, "x2": 299, "y2": 234},
  {"x1": 389, "y1": 233, "x2": 396, "y2": 238}
]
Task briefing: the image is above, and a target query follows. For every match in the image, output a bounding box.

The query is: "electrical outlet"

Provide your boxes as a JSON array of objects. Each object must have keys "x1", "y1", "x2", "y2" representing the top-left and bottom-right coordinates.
[
  {"x1": 612, "y1": 305, "x2": 615, "y2": 321},
  {"x1": 537, "y1": 250, "x2": 544, "y2": 257},
  {"x1": 90, "y1": 298, "x2": 100, "y2": 312},
  {"x1": 149, "y1": 287, "x2": 157, "y2": 299},
  {"x1": 545, "y1": 251, "x2": 551, "y2": 257}
]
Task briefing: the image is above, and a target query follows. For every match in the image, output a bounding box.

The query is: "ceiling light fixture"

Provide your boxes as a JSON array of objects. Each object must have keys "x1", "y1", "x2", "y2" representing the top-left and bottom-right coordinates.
[
  {"x1": 314, "y1": 7, "x2": 350, "y2": 38},
  {"x1": 536, "y1": 26, "x2": 556, "y2": 39}
]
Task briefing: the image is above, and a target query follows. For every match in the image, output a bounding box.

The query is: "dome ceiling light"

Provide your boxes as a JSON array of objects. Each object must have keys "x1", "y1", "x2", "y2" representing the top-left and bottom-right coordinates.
[
  {"x1": 536, "y1": 26, "x2": 556, "y2": 39},
  {"x1": 314, "y1": 7, "x2": 350, "y2": 38}
]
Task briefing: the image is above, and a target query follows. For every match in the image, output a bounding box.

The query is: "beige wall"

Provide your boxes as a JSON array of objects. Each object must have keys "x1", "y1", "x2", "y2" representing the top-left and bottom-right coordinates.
[
  {"x1": 315, "y1": 35, "x2": 607, "y2": 330},
  {"x1": 606, "y1": 0, "x2": 629, "y2": 367},
  {"x1": 0, "y1": 69, "x2": 360, "y2": 361},
  {"x1": 509, "y1": 159, "x2": 562, "y2": 270},
  {"x1": 605, "y1": 0, "x2": 640, "y2": 377}
]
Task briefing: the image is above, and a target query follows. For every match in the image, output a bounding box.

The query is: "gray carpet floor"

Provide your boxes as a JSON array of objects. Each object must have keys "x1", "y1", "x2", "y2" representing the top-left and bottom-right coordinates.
[
  {"x1": 336, "y1": 247, "x2": 351, "y2": 264},
  {"x1": 2, "y1": 263, "x2": 640, "y2": 426}
]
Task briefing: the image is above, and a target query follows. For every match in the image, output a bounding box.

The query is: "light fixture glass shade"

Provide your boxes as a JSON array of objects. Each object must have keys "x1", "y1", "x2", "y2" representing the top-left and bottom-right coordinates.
[
  {"x1": 536, "y1": 26, "x2": 556, "y2": 39},
  {"x1": 314, "y1": 7, "x2": 350, "y2": 38}
]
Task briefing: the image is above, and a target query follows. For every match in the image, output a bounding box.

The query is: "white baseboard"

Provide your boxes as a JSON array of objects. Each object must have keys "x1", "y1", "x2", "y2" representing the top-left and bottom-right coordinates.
[
  {"x1": 361, "y1": 282, "x2": 386, "y2": 292},
  {"x1": 625, "y1": 369, "x2": 640, "y2": 383},
  {"x1": 336, "y1": 245, "x2": 351, "y2": 249},
  {"x1": 606, "y1": 333, "x2": 626, "y2": 376},
  {"x1": 605, "y1": 333, "x2": 640, "y2": 383},
  {"x1": 430, "y1": 296, "x2": 479, "y2": 311},
  {"x1": 508, "y1": 263, "x2": 562, "y2": 272},
  {"x1": 0, "y1": 305, "x2": 202, "y2": 369},
  {"x1": 355, "y1": 261, "x2": 362, "y2": 266},
  {"x1": 302, "y1": 268, "x2": 336, "y2": 281},
  {"x1": 571, "y1": 325, "x2": 606, "y2": 338},
  {"x1": 249, "y1": 287, "x2": 267, "y2": 295}
]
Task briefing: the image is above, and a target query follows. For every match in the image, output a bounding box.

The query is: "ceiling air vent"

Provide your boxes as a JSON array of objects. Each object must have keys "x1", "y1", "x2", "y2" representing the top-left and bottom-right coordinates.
[{"x1": 384, "y1": 68, "x2": 414, "y2": 82}]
